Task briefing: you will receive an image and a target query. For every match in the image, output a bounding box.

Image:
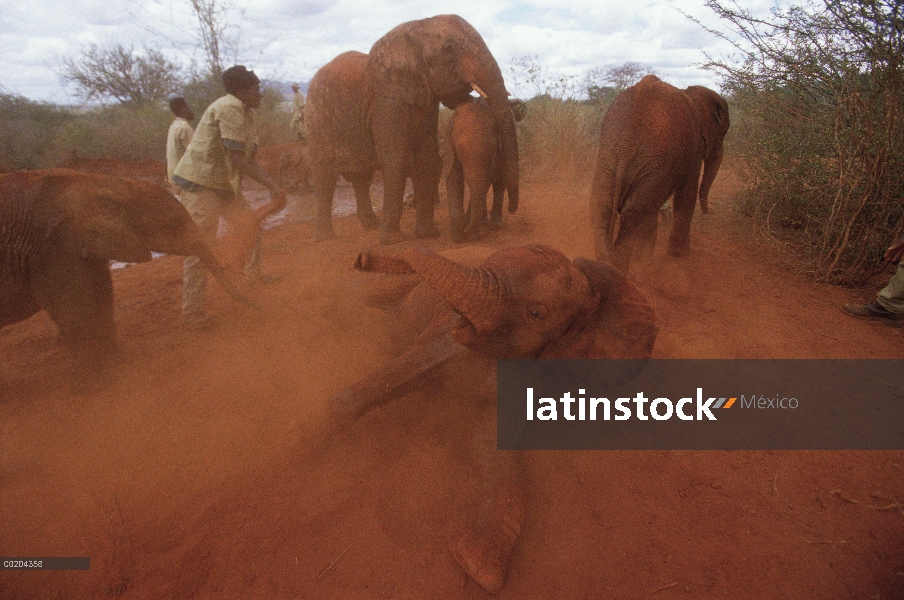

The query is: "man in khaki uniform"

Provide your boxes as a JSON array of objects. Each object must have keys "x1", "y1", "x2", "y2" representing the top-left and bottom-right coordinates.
[
  {"x1": 290, "y1": 83, "x2": 306, "y2": 141},
  {"x1": 166, "y1": 97, "x2": 194, "y2": 186},
  {"x1": 173, "y1": 65, "x2": 287, "y2": 329},
  {"x1": 844, "y1": 236, "x2": 904, "y2": 328}
]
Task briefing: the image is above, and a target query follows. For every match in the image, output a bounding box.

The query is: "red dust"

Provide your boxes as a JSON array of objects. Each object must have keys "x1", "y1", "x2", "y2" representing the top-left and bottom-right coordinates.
[{"x1": 1, "y1": 166, "x2": 903, "y2": 599}]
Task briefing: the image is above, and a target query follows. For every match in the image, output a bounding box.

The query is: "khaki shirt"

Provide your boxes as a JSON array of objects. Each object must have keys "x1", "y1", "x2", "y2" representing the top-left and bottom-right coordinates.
[
  {"x1": 166, "y1": 117, "x2": 194, "y2": 184},
  {"x1": 173, "y1": 94, "x2": 259, "y2": 193}
]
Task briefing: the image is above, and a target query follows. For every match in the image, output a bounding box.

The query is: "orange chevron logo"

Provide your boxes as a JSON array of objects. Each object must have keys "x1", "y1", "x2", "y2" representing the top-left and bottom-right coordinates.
[{"x1": 713, "y1": 397, "x2": 737, "y2": 409}]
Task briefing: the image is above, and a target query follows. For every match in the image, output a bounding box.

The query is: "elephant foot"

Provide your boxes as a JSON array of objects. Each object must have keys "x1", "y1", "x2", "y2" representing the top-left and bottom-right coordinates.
[
  {"x1": 379, "y1": 229, "x2": 407, "y2": 245},
  {"x1": 414, "y1": 222, "x2": 441, "y2": 239},
  {"x1": 313, "y1": 226, "x2": 336, "y2": 242},
  {"x1": 450, "y1": 230, "x2": 467, "y2": 244},
  {"x1": 666, "y1": 244, "x2": 690, "y2": 258},
  {"x1": 358, "y1": 212, "x2": 380, "y2": 231},
  {"x1": 487, "y1": 218, "x2": 502, "y2": 231},
  {"x1": 450, "y1": 485, "x2": 525, "y2": 594}
]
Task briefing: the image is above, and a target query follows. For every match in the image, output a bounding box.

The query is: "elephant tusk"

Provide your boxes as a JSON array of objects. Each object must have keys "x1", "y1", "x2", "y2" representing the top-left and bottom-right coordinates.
[{"x1": 470, "y1": 82, "x2": 488, "y2": 98}]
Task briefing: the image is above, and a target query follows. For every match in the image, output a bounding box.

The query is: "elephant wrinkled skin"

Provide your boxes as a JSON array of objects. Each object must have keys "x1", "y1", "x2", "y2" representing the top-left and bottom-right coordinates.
[
  {"x1": 590, "y1": 75, "x2": 730, "y2": 272},
  {"x1": 330, "y1": 244, "x2": 657, "y2": 593},
  {"x1": 0, "y1": 169, "x2": 250, "y2": 388},
  {"x1": 445, "y1": 98, "x2": 526, "y2": 242},
  {"x1": 306, "y1": 14, "x2": 519, "y2": 245}
]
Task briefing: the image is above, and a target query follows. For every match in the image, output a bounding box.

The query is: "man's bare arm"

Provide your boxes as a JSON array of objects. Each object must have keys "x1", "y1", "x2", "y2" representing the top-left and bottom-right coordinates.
[
  {"x1": 228, "y1": 148, "x2": 287, "y2": 218},
  {"x1": 885, "y1": 236, "x2": 904, "y2": 264}
]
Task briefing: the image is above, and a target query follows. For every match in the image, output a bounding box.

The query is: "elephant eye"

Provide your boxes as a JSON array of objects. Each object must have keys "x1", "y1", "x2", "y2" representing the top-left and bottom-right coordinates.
[{"x1": 528, "y1": 306, "x2": 547, "y2": 320}]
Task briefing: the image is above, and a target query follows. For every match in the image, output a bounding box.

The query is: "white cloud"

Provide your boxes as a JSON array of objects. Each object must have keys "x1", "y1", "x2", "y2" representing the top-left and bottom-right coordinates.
[{"x1": 0, "y1": 0, "x2": 782, "y2": 102}]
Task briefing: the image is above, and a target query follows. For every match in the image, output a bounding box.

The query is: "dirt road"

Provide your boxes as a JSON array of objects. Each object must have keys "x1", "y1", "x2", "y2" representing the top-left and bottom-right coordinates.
[{"x1": 1, "y1": 167, "x2": 903, "y2": 599}]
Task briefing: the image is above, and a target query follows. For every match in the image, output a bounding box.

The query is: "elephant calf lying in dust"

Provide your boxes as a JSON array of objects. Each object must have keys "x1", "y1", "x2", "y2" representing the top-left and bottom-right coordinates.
[
  {"x1": 330, "y1": 244, "x2": 658, "y2": 593},
  {"x1": 0, "y1": 169, "x2": 253, "y2": 390}
]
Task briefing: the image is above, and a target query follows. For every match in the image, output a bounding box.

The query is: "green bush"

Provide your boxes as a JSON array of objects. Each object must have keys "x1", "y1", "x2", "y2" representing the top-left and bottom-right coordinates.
[
  {"x1": 0, "y1": 94, "x2": 75, "y2": 170},
  {"x1": 517, "y1": 96, "x2": 606, "y2": 181},
  {"x1": 706, "y1": 0, "x2": 904, "y2": 284}
]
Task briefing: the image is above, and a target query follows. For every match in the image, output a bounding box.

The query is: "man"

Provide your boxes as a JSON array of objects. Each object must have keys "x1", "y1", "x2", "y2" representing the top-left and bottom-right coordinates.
[
  {"x1": 172, "y1": 65, "x2": 287, "y2": 329},
  {"x1": 290, "y1": 83, "x2": 306, "y2": 141},
  {"x1": 166, "y1": 97, "x2": 194, "y2": 187},
  {"x1": 843, "y1": 236, "x2": 904, "y2": 328}
]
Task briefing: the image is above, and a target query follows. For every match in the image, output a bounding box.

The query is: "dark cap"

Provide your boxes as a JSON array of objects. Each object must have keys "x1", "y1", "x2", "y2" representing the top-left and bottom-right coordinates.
[
  {"x1": 169, "y1": 96, "x2": 189, "y2": 114},
  {"x1": 223, "y1": 65, "x2": 260, "y2": 95}
]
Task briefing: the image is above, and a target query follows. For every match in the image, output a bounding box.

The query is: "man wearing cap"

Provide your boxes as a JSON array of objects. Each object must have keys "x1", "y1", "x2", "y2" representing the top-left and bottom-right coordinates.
[{"x1": 173, "y1": 65, "x2": 288, "y2": 329}]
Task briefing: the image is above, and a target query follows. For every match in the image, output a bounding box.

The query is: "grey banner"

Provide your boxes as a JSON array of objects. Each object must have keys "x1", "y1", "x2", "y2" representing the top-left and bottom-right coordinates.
[
  {"x1": 497, "y1": 359, "x2": 904, "y2": 450},
  {"x1": 1, "y1": 557, "x2": 90, "y2": 570}
]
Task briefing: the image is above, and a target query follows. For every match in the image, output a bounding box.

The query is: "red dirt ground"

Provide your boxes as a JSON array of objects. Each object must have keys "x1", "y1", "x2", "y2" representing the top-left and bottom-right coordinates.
[{"x1": 2, "y1": 166, "x2": 903, "y2": 599}]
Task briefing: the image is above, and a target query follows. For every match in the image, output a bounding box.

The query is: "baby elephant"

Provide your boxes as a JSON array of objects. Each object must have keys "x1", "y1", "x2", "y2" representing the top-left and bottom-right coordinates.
[
  {"x1": 332, "y1": 244, "x2": 658, "y2": 593},
  {"x1": 445, "y1": 97, "x2": 526, "y2": 242},
  {"x1": 0, "y1": 169, "x2": 251, "y2": 390}
]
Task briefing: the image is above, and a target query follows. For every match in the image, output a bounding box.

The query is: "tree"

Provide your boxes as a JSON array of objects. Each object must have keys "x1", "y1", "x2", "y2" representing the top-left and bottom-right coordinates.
[
  {"x1": 602, "y1": 62, "x2": 654, "y2": 91},
  {"x1": 508, "y1": 55, "x2": 581, "y2": 100},
  {"x1": 186, "y1": 0, "x2": 241, "y2": 80},
  {"x1": 62, "y1": 44, "x2": 183, "y2": 105},
  {"x1": 700, "y1": 0, "x2": 904, "y2": 283}
]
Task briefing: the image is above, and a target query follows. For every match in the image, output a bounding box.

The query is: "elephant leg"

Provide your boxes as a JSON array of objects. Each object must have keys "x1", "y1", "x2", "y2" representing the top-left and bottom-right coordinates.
[
  {"x1": 347, "y1": 172, "x2": 379, "y2": 230},
  {"x1": 371, "y1": 100, "x2": 420, "y2": 245},
  {"x1": 634, "y1": 209, "x2": 659, "y2": 264},
  {"x1": 463, "y1": 174, "x2": 491, "y2": 241},
  {"x1": 31, "y1": 251, "x2": 116, "y2": 390},
  {"x1": 410, "y1": 111, "x2": 442, "y2": 240},
  {"x1": 488, "y1": 181, "x2": 505, "y2": 230},
  {"x1": 329, "y1": 316, "x2": 466, "y2": 422},
  {"x1": 446, "y1": 158, "x2": 467, "y2": 243},
  {"x1": 450, "y1": 408, "x2": 525, "y2": 595},
  {"x1": 667, "y1": 181, "x2": 698, "y2": 257},
  {"x1": 613, "y1": 176, "x2": 670, "y2": 272},
  {"x1": 590, "y1": 154, "x2": 618, "y2": 264},
  {"x1": 312, "y1": 160, "x2": 337, "y2": 241}
]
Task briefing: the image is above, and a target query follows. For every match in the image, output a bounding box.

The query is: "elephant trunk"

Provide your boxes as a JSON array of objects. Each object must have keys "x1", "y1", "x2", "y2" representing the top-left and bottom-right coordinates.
[
  {"x1": 192, "y1": 242, "x2": 256, "y2": 308},
  {"x1": 362, "y1": 247, "x2": 506, "y2": 333},
  {"x1": 466, "y1": 49, "x2": 520, "y2": 213},
  {"x1": 698, "y1": 144, "x2": 723, "y2": 215}
]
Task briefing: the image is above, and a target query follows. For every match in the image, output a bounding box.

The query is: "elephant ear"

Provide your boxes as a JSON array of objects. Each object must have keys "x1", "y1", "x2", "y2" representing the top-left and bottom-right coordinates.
[
  {"x1": 687, "y1": 86, "x2": 729, "y2": 157},
  {"x1": 368, "y1": 26, "x2": 433, "y2": 107},
  {"x1": 539, "y1": 257, "x2": 658, "y2": 360},
  {"x1": 30, "y1": 172, "x2": 153, "y2": 263}
]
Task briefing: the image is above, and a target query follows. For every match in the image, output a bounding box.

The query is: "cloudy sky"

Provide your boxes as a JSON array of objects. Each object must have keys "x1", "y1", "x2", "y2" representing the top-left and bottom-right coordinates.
[{"x1": 0, "y1": 0, "x2": 780, "y2": 104}]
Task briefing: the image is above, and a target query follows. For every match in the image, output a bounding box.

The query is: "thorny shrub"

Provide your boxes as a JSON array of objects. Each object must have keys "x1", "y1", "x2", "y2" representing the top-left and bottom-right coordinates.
[{"x1": 703, "y1": 0, "x2": 904, "y2": 284}]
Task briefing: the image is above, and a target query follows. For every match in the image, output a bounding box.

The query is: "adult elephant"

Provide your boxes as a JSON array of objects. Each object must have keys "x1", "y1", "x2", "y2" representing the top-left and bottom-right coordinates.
[
  {"x1": 590, "y1": 75, "x2": 730, "y2": 272},
  {"x1": 0, "y1": 169, "x2": 251, "y2": 389},
  {"x1": 331, "y1": 244, "x2": 658, "y2": 593},
  {"x1": 306, "y1": 14, "x2": 520, "y2": 245},
  {"x1": 445, "y1": 97, "x2": 526, "y2": 242}
]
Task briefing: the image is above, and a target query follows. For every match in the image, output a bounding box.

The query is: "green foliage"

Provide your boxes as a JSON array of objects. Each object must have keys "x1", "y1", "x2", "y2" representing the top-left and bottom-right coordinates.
[
  {"x1": 54, "y1": 103, "x2": 173, "y2": 161},
  {"x1": 704, "y1": 0, "x2": 904, "y2": 284},
  {"x1": 0, "y1": 86, "x2": 296, "y2": 171},
  {"x1": 0, "y1": 94, "x2": 75, "y2": 170},
  {"x1": 517, "y1": 96, "x2": 605, "y2": 181},
  {"x1": 254, "y1": 86, "x2": 295, "y2": 146}
]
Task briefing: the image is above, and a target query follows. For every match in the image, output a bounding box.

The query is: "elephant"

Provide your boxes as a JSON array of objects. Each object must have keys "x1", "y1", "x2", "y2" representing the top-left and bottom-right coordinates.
[
  {"x1": 255, "y1": 143, "x2": 313, "y2": 192},
  {"x1": 306, "y1": 14, "x2": 519, "y2": 245},
  {"x1": 590, "y1": 75, "x2": 730, "y2": 272},
  {"x1": 330, "y1": 244, "x2": 658, "y2": 593},
  {"x1": 0, "y1": 169, "x2": 251, "y2": 389},
  {"x1": 445, "y1": 97, "x2": 526, "y2": 242}
]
